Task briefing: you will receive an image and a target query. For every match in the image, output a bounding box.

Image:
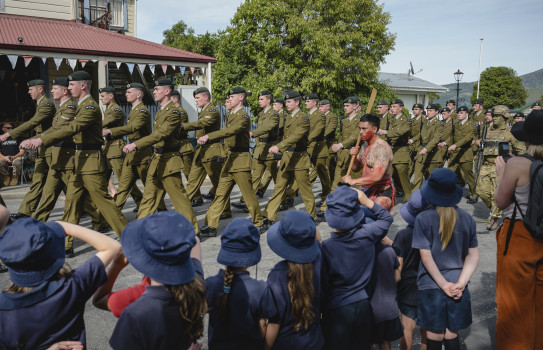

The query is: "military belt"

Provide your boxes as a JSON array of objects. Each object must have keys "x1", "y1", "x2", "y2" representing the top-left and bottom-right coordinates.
[
  {"x1": 326, "y1": 134, "x2": 336, "y2": 140},
  {"x1": 128, "y1": 138, "x2": 140, "y2": 143},
  {"x1": 312, "y1": 136, "x2": 325, "y2": 142},
  {"x1": 153, "y1": 147, "x2": 179, "y2": 154},
  {"x1": 484, "y1": 141, "x2": 498, "y2": 147},
  {"x1": 75, "y1": 143, "x2": 102, "y2": 151},
  {"x1": 420, "y1": 142, "x2": 428, "y2": 147},
  {"x1": 286, "y1": 146, "x2": 306, "y2": 152},
  {"x1": 108, "y1": 135, "x2": 124, "y2": 141},
  {"x1": 390, "y1": 141, "x2": 408, "y2": 147},
  {"x1": 229, "y1": 146, "x2": 250, "y2": 152},
  {"x1": 53, "y1": 142, "x2": 76, "y2": 149},
  {"x1": 259, "y1": 137, "x2": 278, "y2": 142},
  {"x1": 208, "y1": 139, "x2": 223, "y2": 145}
]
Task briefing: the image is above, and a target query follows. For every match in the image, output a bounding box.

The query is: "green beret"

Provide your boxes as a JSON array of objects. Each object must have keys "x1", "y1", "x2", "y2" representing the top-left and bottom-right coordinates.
[
  {"x1": 284, "y1": 91, "x2": 301, "y2": 99},
  {"x1": 51, "y1": 77, "x2": 68, "y2": 87},
  {"x1": 99, "y1": 86, "x2": 116, "y2": 94},
  {"x1": 193, "y1": 87, "x2": 210, "y2": 97},
  {"x1": 127, "y1": 83, "x2": 145, "y2": 89},
  {"x1": 441, "y1": 107, "x2": 451, "y2": 113},
  {"x1": 171, "y1": 90, "x2": 180, "y2": 97},
  {"x1": 274, "y1": 98, "x2": 285, "y2": 105},
  {"x1": 319, "y1": 99, "x2": 330, "y2": 105},
  {"x1": 391, "y1": 98, "x2": 404, "y2": 106},
  {"x1": 412, "y1": 103, "x2": 424, "y2": 109},
  {"x1": 304, "y1": 93, "x2": 319, "y2": 101},
  {"x1": 68, "y1": 71, "x2": 91, "y2": 81},
  {"x1": 258, "y1": 90, "x2": 273, "y2": 97},
  {"x1": 229, "y1": 87, "x2": 246, "y2": 95},
  {"x1": 27, "y1": 79, "x2": 46, "y2": 87},
  {"x1": 457, "y1": 106, "x2": 469, "y2": 112},
  {"x1": 154, "y1": 78, "x2": 172, "y2": 87},
  {"x1": 344, "y1": 96, "x2": 359, "y2": 104},
  {"x1": 427, "y1": 104, "x2": 440, "y2": 111},
  {"x1": 446, "y1": 99, "x2": 456, "y2": 105},
  {"x1": 377, "y1": 100, "x2": 389, "y2": 106},
  {"x1": 473, "y1": 98, "x2": 484, "y2": 105}
]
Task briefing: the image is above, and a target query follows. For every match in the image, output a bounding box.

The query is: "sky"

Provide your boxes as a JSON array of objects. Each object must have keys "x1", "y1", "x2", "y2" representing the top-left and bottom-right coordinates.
[{"x1": 136, "y1": 0, "x2": 543, "y2": 86}]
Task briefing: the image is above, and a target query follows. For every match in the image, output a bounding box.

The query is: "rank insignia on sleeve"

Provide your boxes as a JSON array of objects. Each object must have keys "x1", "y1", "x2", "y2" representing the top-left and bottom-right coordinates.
[
  {"x1": 139, "y1": 109, "x2": 147, "y2": 113},
  {"x1": 67, "y1": 105, "x2": 76, "y2": 109},
  {"x1": 42, "y1": 102, "x2": 51, "y2": 106},
  {"x1": 114, "y1": 108, "x2": 122, "y2": 112},
  {"x1": 85, "y1": 105, "x2": 95, "y2": 110},
  {"x1": 172, "y1": 110, "x2": 180, "y2": 115}
]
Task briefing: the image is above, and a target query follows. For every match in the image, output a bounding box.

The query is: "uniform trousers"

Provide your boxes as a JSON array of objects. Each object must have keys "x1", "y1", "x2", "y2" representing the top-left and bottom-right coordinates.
[
  {"x1": 185, "y1": 158, "x2": 229, "y2": 213},
  {"x1": 448, "y1": 161, "x2": 477, "y2": 199},
  {"x1": 411, "y1": 161, "x2": 440, "y2": 192},
  {"x1": 289, "y1": 157, "x2": 331, "y2": 202},
  {"x1": 180, "y1": 152, "x2": 202, "y2": 200},
  {"x1": 476, "y1": 164, "x2": 501, "y2": 219},
  {"x1": 106, "y1": 156, "x2": 143, "y2": 204},
  {"x1": 18, "y1": 154, "x2": 50, "y2": 215},
  {"x1": 256, "y1": 167, "x2": 273, "y2": 194},
  {"x1": 251, "y1": 158, "x2": 278, "y2": 191}
]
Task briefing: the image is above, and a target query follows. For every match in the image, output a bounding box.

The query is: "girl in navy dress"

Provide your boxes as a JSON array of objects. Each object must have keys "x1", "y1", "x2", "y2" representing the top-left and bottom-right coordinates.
[
  {"x1": 109, "y1": 211, "x2": 206, "y2": 350},
  {"x1": 205, "y1": 218, "x2": 275, "y2": 349},
  {"x1": 265, "y1": 210, "x2": 324, "y2": 350},
  {"x1": 412, "y1": 169, "x2": 479, "y2": 350}
]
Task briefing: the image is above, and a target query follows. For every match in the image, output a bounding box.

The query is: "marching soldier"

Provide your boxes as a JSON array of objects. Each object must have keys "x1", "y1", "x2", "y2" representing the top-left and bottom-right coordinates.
[
  {"x1": 474, "y1": 105, "x2": 525, "y2": 230},
  {"x1": 377, "y1": 98, "x2": 412, "y2": 200},
  {"x1": 100, "y1": 86, "x2": 144, "y2": 206},
  {"x1": 513, "y1": 112, "x2": 525, "y2": 124},
  {"x1": 123, "y1": 79, "x2": 198, "y2": 232},
  {"x1": 438, "y1": 106, "x2": 453, "y2": 167},
  {"x1": 199, "y1": 87, "x2": 264, "y2": 236},
  {"x1": 183, "y1": 87, "x2": 226, "y2": 208},
  {"x1": 411, "y1": 103, "x2": 444, "y2": 191},
  {"x1": 447, "y1": 106, "x2": 478, "y2": 203},
  {"x1": 446, "y1": 98, "x2": 457, "y2": 119},
  {"x1": 377, "y1": 99, "x2": 390, "y2": 123},
  {"x1": 21, "y1": 71, "x2": 128, "y2": 241},
  {"x1": 2, "y1": 79, "x2": 55, "y2": 219},
  {"x1": 263, "y1": 91, "x2": 315, "y2": 225},
  {"x1": 320, "y1": 99, "x2": 339, "y2": 181},
  {"x1": 471, "y1": 98, "x2": 485, "y2": 124},
  {"x1": 408, "y1": 103, "x2": 425, "y2": 178}
]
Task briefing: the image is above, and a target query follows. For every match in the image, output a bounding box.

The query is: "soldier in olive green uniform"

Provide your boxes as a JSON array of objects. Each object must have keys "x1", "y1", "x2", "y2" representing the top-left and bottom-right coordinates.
[
  {"x1": 438, "y1": 107, "x2": 453, "y2": 167},
  {"x1": 319, "y1": 99, "x2": 339, "y2": 181},
  {"x1": 22, "y1": 71, "x2": 128, "y2": 240},
  {"x1": 377, "y1": 98, "x2": 413, "y2": 200},
  {"x1": 199, "y1": 87, "x2": 263, "y2": 236},
  {"x1": 99, "y1": 86, "x2": 144, "y2": 206},
  {"x1": 377, "y1": 99, "x2": 390, "y2": 125},
  {"x1": 263, "y1": 91, "x2": 315, "y2": 223},
  {"x1": 412, "y1": 104, "x2": 444, "y2": 191},
  {"x1": 446, "y1": 99, "x2": 458, "y2": 120},
  {"x1": 183, "y1": 87, "x2": 227, "y2": 209},
  {"x1": 103, "y1": 83, "x2": 163, "y2": 211},
  {"x1": 123, "y1": 80, "x2": 197, "y2": 232},
  {"x1": 408, "y1": 103, "x2": 425, "y2": 178},
  {"x1": 470, "y1": 98, "x2": 486, "y2": 124},
  {"x1": 2, "y1": 80, "x2": 55, "y2": 219},
  {"x1": 474, "y1": 105, "x2": 525, "y2": 230},
  {"x1": 447, "y1": 106, "x2": 478, "y2": 202}
]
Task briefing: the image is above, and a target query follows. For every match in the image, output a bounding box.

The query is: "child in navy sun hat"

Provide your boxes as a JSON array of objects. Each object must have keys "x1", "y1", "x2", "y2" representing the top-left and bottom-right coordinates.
[
  {"x1": 205, "y1": 218, "x2": 276, "y2": 349},
  {"x1": 321, "y1": 185, "x2": 393, "y2": 349}
]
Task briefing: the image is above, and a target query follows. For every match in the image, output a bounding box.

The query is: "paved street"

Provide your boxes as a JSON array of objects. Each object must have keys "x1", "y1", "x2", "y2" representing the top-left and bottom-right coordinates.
[{"x1": 0, "y1": 178, "x2": 497, "y2": 349}]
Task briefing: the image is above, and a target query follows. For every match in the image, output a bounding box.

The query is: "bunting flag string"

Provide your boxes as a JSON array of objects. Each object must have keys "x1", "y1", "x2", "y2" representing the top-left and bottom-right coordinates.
[
  {"x1": 53, "y1": 57, "x2": 63, "y2": 70},
  {"x1": 41, "y1": 57, "x2": 47, "y2": 65},
  {"x1": 115, "y1": 61, "x2": 122, "y2": 69},
  {"x1": 149, "y1": 64, "x2": 156, "y2": 75},
  {"x1": 67, "y1": 58, "x2": 77, "y2": 70},
  {"x1": 190, "y1": 66, "x2": 195, "y2": 74},
  {"x1": 91, "y1": 59, "x2": 98, "y2": 63},
  {"x1": 161, "y1": 64, "x2": 168, "y2": 74},
  {"x1": 126, "y1": 63, "x2": 135, "y2": 74},
  {"x1": 23, "y1": 56, "x2": 33, "y2": 67},
  {"x1": 80, "y1": 59, "x2": 89, "y2": 68},
  {"x1": 137, "y1": 63, "x2": 146, "y2": 74},
  {"x1": 179, "y1": 66, "x2": 186, "y2": 75},
  {"x1": 103, "y1": 60, "x2": 109, "y2": 67},
  {"x1": 7, "y1": 55, "x2": 18, "y2": 69}
]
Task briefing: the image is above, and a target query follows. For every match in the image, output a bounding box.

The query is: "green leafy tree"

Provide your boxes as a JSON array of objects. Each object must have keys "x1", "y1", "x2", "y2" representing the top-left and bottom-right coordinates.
[
  {"x1": 428, "y1": 92, "x2": 440, "y2": 104},
  {"x1": 162, "y1": 20, "x2": 221, "y2": 57},
  {"x1": 471, "y1": 67, "x2": 527, "y2": 108},
  {"x1": 212, "y1": 0, "x2": 396, "y2": 112}
]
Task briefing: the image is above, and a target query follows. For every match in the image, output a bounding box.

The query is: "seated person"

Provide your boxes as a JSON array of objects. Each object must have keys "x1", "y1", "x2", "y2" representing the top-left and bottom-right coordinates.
[{"x1": 0, "y1": 122, "x2": 24, "y2": 186}]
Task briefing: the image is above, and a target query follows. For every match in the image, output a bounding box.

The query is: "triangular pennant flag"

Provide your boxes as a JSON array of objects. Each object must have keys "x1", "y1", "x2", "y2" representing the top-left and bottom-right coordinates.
[
  {"x1": 137, "y1": 64, "x2": 146, "y2": 74},
  {"x1": 68, "y1": 58, "x2": 77, "y2": 70},
  {"x1": 126, "y1": 63, "x2": 135, "y2": 74},
  {"x1": 179, "y1": 66, "x2": 186, "y2": 75},
  {"x1": 91, "y1": 59, "x2": 98, "y2": 63},
  {"x1": 115, "y1": 61, "x2": 122, "y2": 69},
  {"x1": 103, "y1": 60, "x2": 108, "y2": 67},
  {"x1": 23, "y1": 55, "x2": 33, "y2": 67},
  {"x1": 161, "y1": 64, "x2": 168, "y2": 74},
  {"x1": 149, "y1": 64, "x2": 155, "y2": 74},
  {"x1": 80, "y1": 59, "x2": 88, "y2": 68},
  {"x1": 7, "y1": 55, "x2": 18, "y2": 69},
  {"x1": 53, "y1": 57, "x2": 63, "y2": 70},
  {"x1": 41, "y1": 57, "x2": 47, "y2": 65},
  {"x1": 190, "y1": 66, "x2": 195, "y2": 74}
]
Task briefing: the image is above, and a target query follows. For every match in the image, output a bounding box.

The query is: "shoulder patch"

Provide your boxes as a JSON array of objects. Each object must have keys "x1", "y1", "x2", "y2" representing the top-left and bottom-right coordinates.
[
  {"x1": 85, "y1": 105, "x2": 95, "y2": 110},
  {"x1": 67, "y1": 105, "x2": 76, "y2": 109},
  {"x1": 204, "y1": 115, "x2": 212, "y2": 119},
  {"x1": 42, "y1": 102, "x2": 51, "y2": 106},
  {"x1": 321, "y1": 114, "x2": 326, "y2": 118},
  {"x1": 172, "y1": 110, "x2": 180, "y2": 115},
  {"x1": 209, "y1": 109, "x2": 217, "y2": 112},
  {"x1": 302, "y1": 116, "x2": 309, "y2": 121},
  {"x1": 114, "y1": 108, "x2": 122, "y2": 112},
  {"x1": 441, "y1": 121, "x2": 445, "y2": 126},
  {"x1": 242, "y1": 114, "x2": 250, "y2": 119},
  {"x1": 139, "y1": 109, "x2": 147, "y2": 113}
]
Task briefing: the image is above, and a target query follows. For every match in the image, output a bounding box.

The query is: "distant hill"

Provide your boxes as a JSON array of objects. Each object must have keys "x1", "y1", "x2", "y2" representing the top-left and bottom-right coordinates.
[{"x1": 434, "y1": 68, "x2": 543, "y2": 107}]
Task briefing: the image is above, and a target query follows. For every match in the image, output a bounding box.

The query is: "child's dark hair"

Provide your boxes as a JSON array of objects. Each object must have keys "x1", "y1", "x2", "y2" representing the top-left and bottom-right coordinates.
[
  {"x1": 287, "y1": 261, "x2": 315, "y2": 331},
  {"x1": 166, "y1": 275, "x2": 208, "y2": 340},
  {"x1": 4, "y1": 264, "x2": 72, "y2": 294},
  {"x1": 217, "y1": 266, "x2": 245, "y2": 321}
]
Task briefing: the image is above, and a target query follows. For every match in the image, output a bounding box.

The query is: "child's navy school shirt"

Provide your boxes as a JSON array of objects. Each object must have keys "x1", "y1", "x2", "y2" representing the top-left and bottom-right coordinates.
[
  {"x1": 412, "y1": 207, "x2": 478, "y2": 290},
  {"x1": 392, "y1": 225, "x2": 421, "y2": 307},
  {"x1": 321, "y1": 203, "x2": 393, "y2": 309},
  {"x1": 370, "y1": 242, "x2": 400, "y2": 323},
  {"x1": 205, "y1": 269, "x2": 276, "y2": 349},
  {"x1": 109, "y1": 259, "x2": 204, "y2": 350},
  {"x1": 0, "y1": 255, "x2": 107, "y2": 350},
  {"x1": 266, "y1": 250, "x2": 324, "y2": 350}
]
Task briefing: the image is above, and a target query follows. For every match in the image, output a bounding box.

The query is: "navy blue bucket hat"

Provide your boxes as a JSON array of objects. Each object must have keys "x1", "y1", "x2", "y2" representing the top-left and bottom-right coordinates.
[
  {"x1": 121, "y1": 211, "x2": 196, "y2": 285},
  {"x1": 217, "y1": 218, "x2": 261, "y2": 268},
  {"x1": 0, "y1": 218, "x2": 65, "y2": 287},
  {"x1": 420, "y1": 168, "x2": 463, "y2": 207},
  {"x1": 325, "y1": 186, "x2": 365, "y2": 230},
  {"x1": 400, "y1": 189, "x2": 430, "y2": 226},
  {"x1": 267, "y1": 210, "x2": 318, "y2": 264}
]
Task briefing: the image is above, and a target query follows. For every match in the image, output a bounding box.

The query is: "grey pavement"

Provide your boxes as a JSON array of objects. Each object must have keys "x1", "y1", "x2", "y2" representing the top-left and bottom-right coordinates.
[{"x1": 0, "y1": 178, "x2": 497, "y2": 349}]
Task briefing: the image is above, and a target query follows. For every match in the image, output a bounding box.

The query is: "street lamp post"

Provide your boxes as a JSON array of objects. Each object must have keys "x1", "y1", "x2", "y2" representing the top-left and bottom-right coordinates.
[{"x1": 454, "y1": 69, "x2": 464, "y2": 108}]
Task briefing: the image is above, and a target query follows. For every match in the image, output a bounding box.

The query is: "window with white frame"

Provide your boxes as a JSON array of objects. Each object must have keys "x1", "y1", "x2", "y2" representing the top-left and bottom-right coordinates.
[{"x1": 76, "y1": 0, "x2": 126, "y2": 30}]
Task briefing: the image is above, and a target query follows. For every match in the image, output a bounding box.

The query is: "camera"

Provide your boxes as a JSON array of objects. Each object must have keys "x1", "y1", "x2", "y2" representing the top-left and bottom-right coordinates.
[{"x1": 498, "y1": 142, "x2": 511, "y2": 162}]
